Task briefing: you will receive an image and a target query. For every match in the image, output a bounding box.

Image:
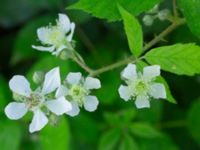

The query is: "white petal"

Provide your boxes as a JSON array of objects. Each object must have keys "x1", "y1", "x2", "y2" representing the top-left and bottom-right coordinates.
[
  {"x1": 67, "y1": 23, "x2": 75, "y2": 42},
  {"x1": 66, "y1": 72, "x2": 82, "y2": 85},
  {"x1": 37, "y1": 27, "x2": 51, "y2": 44},
  {"x1": 32, "y1": 45, "x2": 55, "y2": 52},
  {"x1": 149, "y1": 83, "x2": 166, "y2": 99},
  {"x1": 29, "y1": 109, "x2": 48, "y2": 133},
  {"x1": 84, "y1": 96, "x2": 99, "y2": 112},
  {"x1": 84, "y1": 77, "x2": 101, "y2": 90},
  {"x1": 54, "y1": 45, "x2": 66, "y2": 56},
  {"x1": 42, "y1": 67, "x2": 61, "y2": 94},
  {"x1": 56, "y1": 85, "x2": 68, "y2": 98},
  {"x1": 143, "y1": 65, "x2": 160, "y2": 81},
  {"x1": 9, "y1": 75, "x2": 31, "y2": 97},
  {"x1": 45, "y1": 97, "x2": 72, "y2": 115},
  {"x1": 5, "y1": 102, "x2": 28, "y2": 120},
  {"x1": 122, "y1": 64, "x2": 137, "y2": 80},
  {"x1": 135, "y1": 95, "x2": 150, "y2": 109},
  {"x1": 58, "y1": 13, "x2": 71, "y2": 33},
  {"x1": 118, "y1": 85, "x2": 132, "y2": 101},
  {"x1": 66, "y1": 101, "x2": 80, "y2": 117}
]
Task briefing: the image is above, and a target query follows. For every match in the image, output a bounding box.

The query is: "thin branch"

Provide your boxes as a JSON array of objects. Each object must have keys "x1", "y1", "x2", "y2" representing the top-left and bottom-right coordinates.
[
  {"x1": 90, "y1": 18, "x2": 186, "y2": 76},
  {"x1": 173, "y1": 0, "x2": 179, "y2": 18}
]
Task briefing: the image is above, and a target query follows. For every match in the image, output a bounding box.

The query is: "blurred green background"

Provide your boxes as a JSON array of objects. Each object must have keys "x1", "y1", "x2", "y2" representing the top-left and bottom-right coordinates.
[{"x1": 1, "y1": 0, "x2": 200, "y2": 150}]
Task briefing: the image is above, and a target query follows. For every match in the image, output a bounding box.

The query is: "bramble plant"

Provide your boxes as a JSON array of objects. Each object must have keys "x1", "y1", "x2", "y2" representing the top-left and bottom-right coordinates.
[{"x1": 2, "y1": 0, "x2": 200, "y2": 149}]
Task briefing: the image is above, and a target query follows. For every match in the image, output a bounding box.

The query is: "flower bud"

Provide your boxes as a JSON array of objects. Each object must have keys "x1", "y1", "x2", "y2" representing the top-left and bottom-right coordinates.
[
  {"x1": 33, "y1": 71, "x2": 45, "y2": 84},
  {"x1": 148, "y1": 4, "x2": 159, "y2": 14},
  {"x1": 143, "y1": 15, "x2": 154, "y2": 26},
  {"x1": 158, "y1": 9, "x2": 170, "y2": 21}
]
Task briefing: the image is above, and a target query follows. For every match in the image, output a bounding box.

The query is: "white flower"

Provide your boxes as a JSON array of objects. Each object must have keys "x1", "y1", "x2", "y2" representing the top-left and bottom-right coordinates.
[
  {"x1": 4, "y1": 67, "x2": 72, "y2": 133},
  {"x1": 32, "y1": 13, "x2": 75, "y2": 56},
  {"x1": 118, "y1": 64, "x2": 166, "y2": 109},
  {"x1": 56, "y1": 72, "x2": 101, "y2": 117}
]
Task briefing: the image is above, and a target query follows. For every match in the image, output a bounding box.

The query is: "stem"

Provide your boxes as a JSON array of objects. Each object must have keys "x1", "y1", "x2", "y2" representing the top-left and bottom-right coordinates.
[
  {"x1": 71, "y1": 56, "x2": 94, "y2": 74},
  {"x1": 173, "y1": 0, "x2": 179, "y2": 18},
  {"x1": 142, "y1": 18, "x2": 186, "y2": 54},
  {"x1": 90, "y1": 56, "x2": 137, "y2": 76}
]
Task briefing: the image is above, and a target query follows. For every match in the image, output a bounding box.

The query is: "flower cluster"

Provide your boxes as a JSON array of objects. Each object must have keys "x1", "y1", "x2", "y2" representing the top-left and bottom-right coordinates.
[
  {"x1": 4, "y1": 13, "x2": 167, "y2": 133},
  {"x1": 142, "y1": 4, "x2": 171, "y2": 26},
  {"x1": 118, "y1": 64, "x2": 166, "y2": 108},
  {"x1": 5, "y1": 67, "x2": 101, "y2": 133}
]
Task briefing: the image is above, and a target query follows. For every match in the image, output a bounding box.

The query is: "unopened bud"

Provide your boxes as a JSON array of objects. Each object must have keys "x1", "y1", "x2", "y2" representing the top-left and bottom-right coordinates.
[
  {"x1": 143, "y1": 15, "x2": 154, "y2": 26},
  {"x1": 33, "y1": 71, "x2": 45, "y2": 84},
  {"x1": 158, "y1": 9, "x2": 170, "y2": 21}
]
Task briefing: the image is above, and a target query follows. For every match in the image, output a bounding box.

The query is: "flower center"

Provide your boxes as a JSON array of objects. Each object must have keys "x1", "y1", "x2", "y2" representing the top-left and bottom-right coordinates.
[
  {"x1": 69, "y1": 85, "x2": 88, "y2": 105},
  {"x1": 26, "y1": 93, "x2": 44, "y2": 111},
  {"x1": 49, "y1": 27, "x2": 65, "y2": 47},
  {"x1": 130, "y1": 79, "x2": 149, "y2": 96}
]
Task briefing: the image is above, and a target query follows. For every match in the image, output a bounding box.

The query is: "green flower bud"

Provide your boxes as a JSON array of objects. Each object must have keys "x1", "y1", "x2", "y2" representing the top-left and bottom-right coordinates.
[
  {"x1": 143, "y1": 15, "x2": 154, "y2": 26},
  {"x1": 158, "y1": 9, "x2": 170, "y2": 21},
  {"x1": 33, "y1": 71, "x2": 45, "y2": 84}
]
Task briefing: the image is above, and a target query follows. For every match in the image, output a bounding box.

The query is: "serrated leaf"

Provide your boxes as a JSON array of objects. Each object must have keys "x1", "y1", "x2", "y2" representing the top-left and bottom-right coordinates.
[
  {"x1": 40, "y1": 117, "x2": 70, "y2": 150},
  {"x1": 98, "y1": 128, "x2": 121, "y2": 150},
  {"x1": 69, "y1": 0, "x2": 160, "y2": 21},
  {"x1": 130, "y1": 122, "x2": 161, "y2": 138},
  {"x1": 119, "y1": 134, "x2": 138, "y2": 150},
  {"x1": 118, "y1": 5, "x2": 143, "y2": 57},
  {"x1": 179, "y1": 0, "x2": 200, "y2": 39},
  {"x1": 145, "y1": 44, "x2": 200, "y2": 76}
]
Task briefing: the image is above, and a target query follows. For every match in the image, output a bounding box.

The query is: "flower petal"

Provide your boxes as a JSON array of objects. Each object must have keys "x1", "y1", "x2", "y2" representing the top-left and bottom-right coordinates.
[
  {"x1": 118, "y1": 85, "x2": 132, "y2": 101},
  {"x1": 67, "y1": 23, "x2": 75, "y2": 42},
  {"x1": 149, "y1": 83, "x2": 166, "y2": 99},
  {"x1": 66, "y1": 72, "x2": 82, "y2": 85},
  {"x1": 122, "y1": 64, "x2": 137, "y2": 80},
  {"x1": 29, "y1": 109, "x2": 48, "y2": 133},
  {"x1": 9, "y1": 75, "x2": 31, "y2": 97},
  {"x1": 56, "y1": 85, "x2": 68, "y2": 98},
  {"x1": 45, "y1": 97, "x2": 72, "y2": 115},
  {"x1": 52, "y1": 45, "x2": 66, "y2": 56},
  {"x1": 84, "y1": 96, "x2": 99, "y2": 112},
  {"x1": 32, "y1": 45, "x2": 55, "y2": 52},
  {"x1": 84, "y1": 77, "x2": 101, "y2": 90},
  {"x1": 5, "y1": 102, "x2": 28, "y2": 120},
  {"x1": 37, "y1": 27, "x2": 52, "y2": 44},
  {"x1": 42, "y1": 67, "x2": 61, "y2": 94},
  {"x1": 58, "y1": 13, "x2": 71, "y2": 33},
  {"x1": 143, "y1": 65, "x2": 160, "y2": 81},
  {"x1": 66, "y1": 101, "x2": 80, "y2": 117},
  {"x1": 135, "y1": 95, "x2": 150, "y2": 109}
]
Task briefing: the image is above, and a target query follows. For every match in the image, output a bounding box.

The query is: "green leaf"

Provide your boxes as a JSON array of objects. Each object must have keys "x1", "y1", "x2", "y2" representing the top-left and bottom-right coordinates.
[
  {"x1": 187, "y1": 98, "x2": 200, "y2": 145},
  {"x1": 119, "y1": 134, "x2": 138, "y2": 150},
  {"x1": 137, "y1": 61, "x2": 176, "y2": 104},
  {"x1": 179, "y1": 0, "x2": 200, "y2": 39},
  {"x1": 130, "y1": 122, "x2": 161, "y2": 138},
  {"x1": 140, "y1": 133, "x2": 178, "y2": 150},
  {"x1": 145, "y1": 44, "x2": 200, "y2": 76},
  {"x1": 11, "y1": 14, "x2": 55, "y2": 65},
  {"x1": 69, "y1": 0, "x2": 160, "y2": 21},
  {"x1": 0, "y1": 121, "x2": 22, "y2": 150},
  {"x1": 98, "y1": 128, "x2": 121, "y2": 150},
  {"x1": 118, "y1": 5, "x2": 143, "y2": 57},
  {"x1": 40, "y1": 117, "x2": 70, "y2": 150}
]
